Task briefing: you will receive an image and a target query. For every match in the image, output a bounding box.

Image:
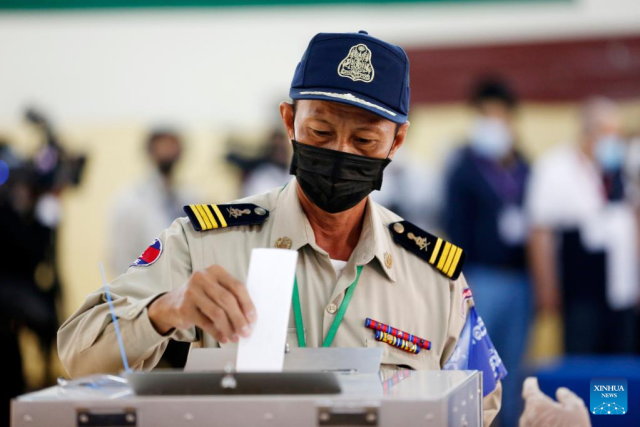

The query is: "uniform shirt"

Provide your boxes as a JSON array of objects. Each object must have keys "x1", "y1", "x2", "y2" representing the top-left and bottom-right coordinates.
[
  {"x1": 330, "y1": 259, "x2": 348, "y2": 277},
  {"x1": 58, "y1": 178, "x2": 502, "y2": 425}
]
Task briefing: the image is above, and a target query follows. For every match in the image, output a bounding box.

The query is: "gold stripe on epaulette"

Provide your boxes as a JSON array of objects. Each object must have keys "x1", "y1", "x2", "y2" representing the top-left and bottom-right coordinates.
[
  {"x1": 442, "y1": 244, "x2": 458, "y2": 274},
  {"x1": 196, "y1": 205, "x2": 213, "y2": 230},
  {"x1": 189, "y1": 204, "x2": 207, "y2": 230},
  {"x1": 202, "y1": 205, "x2": 219, "y2": 229},
  {"x1": 447, "y1": 247, "x2": 463, "y2": 277},
  {"x1": 429, "y1": 238, "x2": 442, "y2": 265},
  {"x1": 437, "y1": 242, "x2": 451, "y2": 270},
  {"x1": 212, "y1": 204, "x2": 228, "y2": 228}
]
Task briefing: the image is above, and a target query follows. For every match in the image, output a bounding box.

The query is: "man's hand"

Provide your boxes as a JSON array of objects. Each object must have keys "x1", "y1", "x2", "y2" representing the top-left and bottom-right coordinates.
[
  {"x1": 519, "y1": 377, "x2": 591, "y2": 427},
  {"x1": 148, "y1": 265, "x2": 256, "y2": 343}
]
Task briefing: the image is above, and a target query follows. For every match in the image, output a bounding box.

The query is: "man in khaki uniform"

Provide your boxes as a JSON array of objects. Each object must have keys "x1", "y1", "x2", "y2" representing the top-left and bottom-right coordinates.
[{"x1": 58, "y1": 31, "x2": 504, "y2": 425}]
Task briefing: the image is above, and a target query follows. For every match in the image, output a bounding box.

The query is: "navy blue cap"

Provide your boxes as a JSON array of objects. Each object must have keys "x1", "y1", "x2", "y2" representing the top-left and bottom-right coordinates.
[{"x1": 290, "y1": 31, "x2": 410, "y2": 124}]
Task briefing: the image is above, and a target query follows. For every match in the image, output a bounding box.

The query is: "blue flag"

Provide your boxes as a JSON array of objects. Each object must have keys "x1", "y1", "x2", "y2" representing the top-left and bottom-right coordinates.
[{"x1": 443, "y1": 306, "x2": 507, "y2": 396}]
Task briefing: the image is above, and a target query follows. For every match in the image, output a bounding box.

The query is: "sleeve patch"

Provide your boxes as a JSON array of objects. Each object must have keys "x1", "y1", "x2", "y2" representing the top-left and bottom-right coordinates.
[{"x1": 131, "y1": 238, "x2": 163, "y2": 267}]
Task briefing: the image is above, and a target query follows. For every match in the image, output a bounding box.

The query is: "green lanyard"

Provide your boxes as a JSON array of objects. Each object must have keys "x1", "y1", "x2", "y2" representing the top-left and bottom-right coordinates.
[{"x1": 292, "y1": 265, "x2": 364, "y2": 348}]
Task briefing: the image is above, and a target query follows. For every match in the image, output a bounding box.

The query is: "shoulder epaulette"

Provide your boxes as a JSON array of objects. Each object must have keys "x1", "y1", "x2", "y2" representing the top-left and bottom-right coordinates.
[
  {"x1": 389, "y1": 220, "x2": 466, "y2": 280},
  {"x1": 183, "y1": 203, "x2": 269, "y2": 232}
]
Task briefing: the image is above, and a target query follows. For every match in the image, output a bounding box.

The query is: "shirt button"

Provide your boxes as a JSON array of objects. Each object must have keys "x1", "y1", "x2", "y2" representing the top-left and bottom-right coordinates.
[{"x1": 326, "y1": 303, "x2": 338, "y2": 315}]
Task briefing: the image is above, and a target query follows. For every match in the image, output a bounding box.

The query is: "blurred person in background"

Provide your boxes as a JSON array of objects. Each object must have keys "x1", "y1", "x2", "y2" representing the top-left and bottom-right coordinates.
[
  {"x1": 108, "y1": 129, "x2": 193, "y2": 275},
  {"x1": 108, "y1": 129, "x2": 195, "y2": 368},
  {"x1": 241, "y1": 128, "x2": 292, "y2": 197},
  {"x1": 625, "y1": 131, "x2": 640, "y2": 354},
  {"x1": 444, "y1": 78, "x2": 531, "y2": 427},
  {"x1": 372, "y1": 148, "x2": 441, "y2": 231},
  {"x1": 225, "y1": 128, "x2": 292, "y2": 197},
  {"x1": 527, "y1": 97, "x2": 639, "y2": 355},
  {"x1": 0, "y1": 109, "x2": 86, "y2": 425}
]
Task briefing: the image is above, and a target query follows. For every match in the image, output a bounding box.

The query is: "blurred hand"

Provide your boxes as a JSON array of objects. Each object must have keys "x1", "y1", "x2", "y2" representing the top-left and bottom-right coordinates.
[
  {"x1": 148, "y1": 265, "x2": 256, "y2": 343},
  {"x1": 519, "y1": 377, "x2": 591, "y2": 427}
]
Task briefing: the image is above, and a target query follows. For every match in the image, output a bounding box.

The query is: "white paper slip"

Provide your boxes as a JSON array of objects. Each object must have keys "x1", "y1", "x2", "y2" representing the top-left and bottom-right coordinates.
[{"x1": 236, "y1": 248, "x2": 298, "y2": 372}]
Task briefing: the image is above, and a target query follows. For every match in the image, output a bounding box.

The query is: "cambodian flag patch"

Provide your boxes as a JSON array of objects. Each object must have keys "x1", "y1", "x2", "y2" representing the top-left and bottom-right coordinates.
[
  {"x1": 461, "y1": 287, "x2": 474, "y2": 317},
  {"x1": 131, "y1": 238, "x2": 163, "y2": 267}
]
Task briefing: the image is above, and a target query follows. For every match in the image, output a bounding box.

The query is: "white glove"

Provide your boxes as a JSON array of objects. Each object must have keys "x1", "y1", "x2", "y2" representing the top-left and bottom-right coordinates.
[{"x1": 519, "y1": 377, "x2": 591, "y2": 427}]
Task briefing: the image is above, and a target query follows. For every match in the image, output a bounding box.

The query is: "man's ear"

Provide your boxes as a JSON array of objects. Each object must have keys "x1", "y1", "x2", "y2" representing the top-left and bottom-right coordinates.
[
  {"x1": 388, "y1": 121, "x2": 410, "y2": 159},
  {"x1": 279, "y1": 102, "x2": 295, "y2": 141}
]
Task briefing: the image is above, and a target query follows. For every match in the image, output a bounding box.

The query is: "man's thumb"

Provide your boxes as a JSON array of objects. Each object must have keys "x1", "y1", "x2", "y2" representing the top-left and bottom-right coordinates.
[{"x1": 522, "y1": 377, "x2": 543, "y2": 400}]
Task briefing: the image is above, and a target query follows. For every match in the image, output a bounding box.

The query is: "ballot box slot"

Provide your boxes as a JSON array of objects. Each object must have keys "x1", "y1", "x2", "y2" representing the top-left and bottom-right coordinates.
[
  {"x1": 76, "y1": 408, "x2": 137, "y2": 427},
  {"x1": 125, "y1": 371, "x2": 341, "y2": 395},
  {"x1": 317, "y1": 405, "x2": 378, "y2": 426}
]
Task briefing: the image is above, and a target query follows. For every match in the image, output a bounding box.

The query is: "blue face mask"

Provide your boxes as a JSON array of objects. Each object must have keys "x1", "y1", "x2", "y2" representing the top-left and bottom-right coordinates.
[
  {"x1": 469, "y1": 118, "x2": 513, "y2": 161},
  {"x1": 595, "y1": 135, "x2": 625, "y2": 172}
]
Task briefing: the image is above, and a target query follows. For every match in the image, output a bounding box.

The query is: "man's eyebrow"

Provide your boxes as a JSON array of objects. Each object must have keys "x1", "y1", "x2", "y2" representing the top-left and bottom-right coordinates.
[
  {"x1": 307, "y1": 118, "x2": 334, "y2": 126},
  {"x1": 353, "y1": 123, "x2": 386, "y2": 132},
  {"x1": 306, "y1": 116, "x2": 386, "y2": 130}
]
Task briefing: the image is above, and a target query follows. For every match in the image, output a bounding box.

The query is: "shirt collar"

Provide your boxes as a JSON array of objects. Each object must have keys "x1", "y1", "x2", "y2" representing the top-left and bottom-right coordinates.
[
  {"x1": 270, "y1": 178, "x2": 319, "y2": 253},
  {"x1": 270, "y1": 178, "x2": 396, "y2": 282},
  {"x1": 354, "y1": 196, "x2": 397, "y2": 282}
]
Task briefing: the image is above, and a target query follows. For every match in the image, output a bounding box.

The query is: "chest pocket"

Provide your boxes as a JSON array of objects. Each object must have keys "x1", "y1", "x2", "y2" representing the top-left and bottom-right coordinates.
[{"x1": 366, "y1": 337, "x2": 440, "y2": 371}]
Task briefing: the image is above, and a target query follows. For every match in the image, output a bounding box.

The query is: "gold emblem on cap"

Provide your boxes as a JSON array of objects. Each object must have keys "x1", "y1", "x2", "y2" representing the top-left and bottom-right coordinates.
[
  {"x1": 274, "y1": 237, "x2": 292, "y2": 249},
  {"x1": 393, "y1": 223, "x2": 405, "y2": 234},
  {"x1": 407, "y1": 232, "x2": 430, "y2": 251},
  {"x1": 227, "y1": 207, "x2": 251, "y2": 219},
  {"x1": 384, "y1": 252, "x2": 393, "y2": 269}
]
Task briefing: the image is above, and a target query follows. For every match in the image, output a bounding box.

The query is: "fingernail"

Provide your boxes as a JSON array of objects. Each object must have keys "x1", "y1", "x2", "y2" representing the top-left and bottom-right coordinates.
[
  {"x1": 241, "y1": 325, "x2": 251, "y2": 337},
  {"x1": 231, "y1": 334, "x2": 239, "y2": 343},
  {"x1": 247, "y1": 310, "x2": 257, "y2": 323}
]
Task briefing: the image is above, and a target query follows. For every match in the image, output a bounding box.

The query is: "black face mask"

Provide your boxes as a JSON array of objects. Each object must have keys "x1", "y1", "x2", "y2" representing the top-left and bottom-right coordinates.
[
  {"x1": 289, "y1": 140, "x2": 391, "y2": 213},
  {"x1": 157, "y1": 159, "x2": 178, "y2": 177}
]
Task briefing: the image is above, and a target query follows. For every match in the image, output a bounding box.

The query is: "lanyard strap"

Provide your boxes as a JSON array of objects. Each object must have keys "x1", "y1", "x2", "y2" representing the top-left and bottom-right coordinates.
[{"x1": 292, "y1": 265, "x2": 364, "y2": 348}]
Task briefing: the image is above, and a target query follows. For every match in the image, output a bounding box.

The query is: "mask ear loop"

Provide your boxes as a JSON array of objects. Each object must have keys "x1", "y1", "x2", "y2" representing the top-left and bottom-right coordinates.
[{"x1": 291, "y1": 102, "x2": 297, "y2": 142}]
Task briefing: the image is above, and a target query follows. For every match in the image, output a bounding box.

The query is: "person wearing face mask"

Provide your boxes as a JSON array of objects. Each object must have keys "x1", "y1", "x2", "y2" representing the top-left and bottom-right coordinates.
[
  {"x1": 107, "y1": 129, "x2": 198, "y2": 276},
  {"x1": 58, "y1": 32, "x2": 505, "y2": 426},
  {"x1": 444, "y1": 78, "x2": 531, "y2": 427},
  {"x1": 527, "y1": 97, "x2": 638, "y2": 355}
]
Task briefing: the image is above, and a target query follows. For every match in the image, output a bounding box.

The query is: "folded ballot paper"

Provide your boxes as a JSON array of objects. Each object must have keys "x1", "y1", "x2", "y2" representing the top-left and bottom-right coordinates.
[{"x1": 236, "y1": 248, "x2": 298, "y2": 372}]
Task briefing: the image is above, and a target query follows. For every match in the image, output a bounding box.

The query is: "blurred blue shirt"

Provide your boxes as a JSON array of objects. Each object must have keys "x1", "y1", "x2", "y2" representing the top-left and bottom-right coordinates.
[{"x1": 444, "y1": 146, "x2": 529, "y2": 270}]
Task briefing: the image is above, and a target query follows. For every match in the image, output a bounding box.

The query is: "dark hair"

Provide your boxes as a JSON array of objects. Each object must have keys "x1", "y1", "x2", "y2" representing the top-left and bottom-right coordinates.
[
  {"x1": 146, "y1": 129, "x2": 180, "y2": 152},
  {"x1": 470, "y1": 77, "x2": 518, "y2": 110}
]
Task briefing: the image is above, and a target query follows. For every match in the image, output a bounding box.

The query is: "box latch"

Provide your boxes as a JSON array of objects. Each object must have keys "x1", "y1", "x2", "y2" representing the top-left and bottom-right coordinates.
[
  {"x1": 76, "y1": 408, "x2": 137, "y2": 426},
  {"x1": 317, "y1": 405, "x2": 378, "y2": 426}
]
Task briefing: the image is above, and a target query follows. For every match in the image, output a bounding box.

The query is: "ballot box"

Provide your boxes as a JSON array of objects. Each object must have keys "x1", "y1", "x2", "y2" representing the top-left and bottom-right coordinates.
[{"x1": 11, "y1": 370, "x2": 483, "y2": 427}]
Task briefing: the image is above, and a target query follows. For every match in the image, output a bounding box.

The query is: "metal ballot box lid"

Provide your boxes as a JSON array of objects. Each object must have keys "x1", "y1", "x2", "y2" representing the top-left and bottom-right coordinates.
[
  {"x1": 12, "y1": 370, "x2": 483, "y2": 427},
  {"x1": 184, "y1": 347, "x2": 384, "y2": 374},
  {"x1": 125, "y1": 370, "x2": 343, "y2": 396}
]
